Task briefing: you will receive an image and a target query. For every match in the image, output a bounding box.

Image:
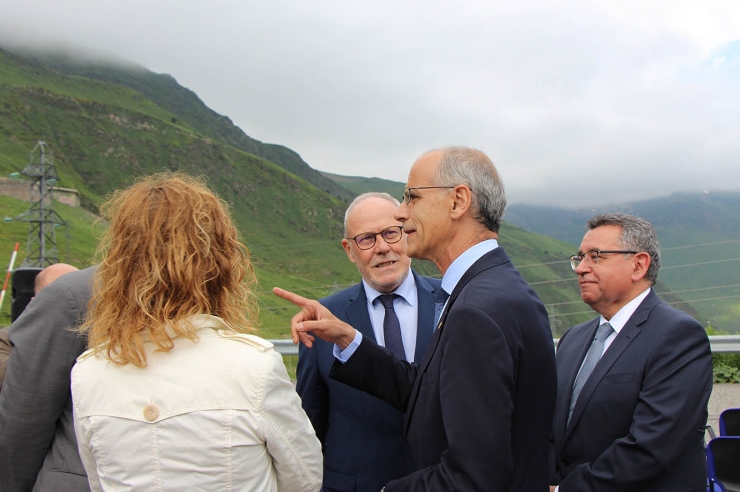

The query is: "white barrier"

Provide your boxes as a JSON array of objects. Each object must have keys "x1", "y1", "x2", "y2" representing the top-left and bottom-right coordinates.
[{"x1": 269, "y1": 335, "x2": 740, "y2": 356}]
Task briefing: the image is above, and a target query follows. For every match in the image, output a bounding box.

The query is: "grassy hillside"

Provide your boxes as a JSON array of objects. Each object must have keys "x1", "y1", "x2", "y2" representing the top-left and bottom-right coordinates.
[
  {"x1": 505, "y1": 192, "x2": 740, "y2": 332},
  {"x1": 10, "y1": 48, "x2": 355, "y2": 203},
  {"x1": 0, "y1": 47, "x2": 633, "y2": 337}
]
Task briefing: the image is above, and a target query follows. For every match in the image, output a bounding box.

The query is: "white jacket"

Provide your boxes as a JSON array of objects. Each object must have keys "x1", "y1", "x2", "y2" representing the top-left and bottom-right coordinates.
[{"x1": 72, "y1": 315, "x2": 322, "y2": 491}]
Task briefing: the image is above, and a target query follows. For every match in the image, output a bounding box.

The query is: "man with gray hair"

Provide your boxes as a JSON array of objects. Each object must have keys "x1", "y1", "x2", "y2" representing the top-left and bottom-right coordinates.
[
  {"x1": 277, "y1": 147, "x2": 557, "y2": 491},
  {"x1": 0, "y1": 265, "x2": 93, "y2": 491},
  {"x1": 550, "y1": 213, "x2": 712, "y2": 491},
  {"x1": 297, "y1": 192, "x2": 441, "y2": 491}
]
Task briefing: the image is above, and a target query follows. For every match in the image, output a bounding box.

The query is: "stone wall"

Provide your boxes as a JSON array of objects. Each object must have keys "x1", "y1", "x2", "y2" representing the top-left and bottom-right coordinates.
[{"x1": 0, "y1": 177, "x2": 80, "y2": 208}]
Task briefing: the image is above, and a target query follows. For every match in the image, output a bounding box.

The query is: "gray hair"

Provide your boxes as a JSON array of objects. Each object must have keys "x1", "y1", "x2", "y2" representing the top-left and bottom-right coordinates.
[
  {"x1": 343, "y1": 192, "x2": 400, "y2": 237},
  {"x1": 431, "y1": 146, "x2": 506, "y2": 232},
  {"x1": 586, "y1": 213, "x2": 661, "y2": 285}
]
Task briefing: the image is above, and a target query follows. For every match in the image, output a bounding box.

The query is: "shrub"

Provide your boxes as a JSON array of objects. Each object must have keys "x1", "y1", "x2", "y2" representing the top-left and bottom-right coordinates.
[{"x1": 713, "y1": 354, "x2": 740, "y2": 384}]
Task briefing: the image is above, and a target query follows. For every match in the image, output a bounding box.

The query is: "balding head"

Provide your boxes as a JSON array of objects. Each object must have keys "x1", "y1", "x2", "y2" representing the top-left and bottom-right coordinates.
[{"x1": 34, "y1": 263, "x2": 79, "y2": 295}]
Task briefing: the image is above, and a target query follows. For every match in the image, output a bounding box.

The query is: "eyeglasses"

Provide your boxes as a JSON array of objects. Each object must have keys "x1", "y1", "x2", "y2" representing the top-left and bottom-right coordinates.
[
  {"x1": 569, "y1": 250, "x2": 639, "y2": 271},
  {"x1": 349, "y1": 226, "x2": 403, "y2": 250},
  {"x1": 401, "y1": 186, "x2": 455, "y2": 204}
]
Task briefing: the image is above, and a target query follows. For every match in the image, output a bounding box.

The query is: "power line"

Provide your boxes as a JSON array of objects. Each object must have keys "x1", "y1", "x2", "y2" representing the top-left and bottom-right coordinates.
[
  {"x1": 252, "y1": 239, "x2": 740, "y2": 300},
  {"x1": 544, "y1": 284, "x2": 740, "y2": 308},
  {"x1": 547, "y1": 294, "x2": 740, "y2": 318},
  {"x1": 262, "y1": 293, "x2": 740, "y2": 330},
  {"x1": 661, "y1": 257, "x2": 740, "y2": 270},
  {"x1": 662, "y1": 239, "x2": 740, "y2": 251}
]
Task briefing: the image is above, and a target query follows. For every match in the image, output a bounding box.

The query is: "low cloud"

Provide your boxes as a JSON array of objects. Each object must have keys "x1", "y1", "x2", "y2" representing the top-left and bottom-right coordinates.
[{"x1": 1, "y1": 0, "x2": 739, "y2": 207}]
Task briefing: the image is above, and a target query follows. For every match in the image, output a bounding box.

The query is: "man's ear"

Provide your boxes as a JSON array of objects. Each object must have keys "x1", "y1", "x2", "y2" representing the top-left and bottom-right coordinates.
[
  {"x1": 631, "y1": 252, "x2": 651, "y2": 282},
  {"x1": 341, "y1": 239, "x2": 357, "y2": 264},
  {"x1": 450, "y1": 184, "x2": 473, "y2": 219}
]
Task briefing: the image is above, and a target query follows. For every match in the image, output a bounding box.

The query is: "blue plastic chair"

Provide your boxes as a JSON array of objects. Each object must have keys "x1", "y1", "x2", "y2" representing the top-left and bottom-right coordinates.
[
  {"x1": 707, "y1": 436, "x2": 740, "y2": 492},
  {"x1": 720, "y1": 408, "x2": 740, "y2": 437},
  {"x1": 709, "y1": 477, "x2": 727, "y2": 492}
]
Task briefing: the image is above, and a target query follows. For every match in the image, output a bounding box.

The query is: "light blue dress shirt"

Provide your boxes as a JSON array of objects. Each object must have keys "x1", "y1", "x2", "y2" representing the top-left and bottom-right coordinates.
[{"x1": 362, "y1": 272, "x2": 419, "y2": 361}]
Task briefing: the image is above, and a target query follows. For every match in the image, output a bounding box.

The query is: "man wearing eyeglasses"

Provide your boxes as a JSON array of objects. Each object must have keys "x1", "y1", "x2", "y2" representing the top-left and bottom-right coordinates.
[
  {"x1": 549, "y1": 213, "x2": 712, "y2": 492},
  {"x1": 276, "y1": 147, "x2": 557, "y2": 491},
  {"x1": 296, "y1": 192, "x2": 441, "y2": 492}
]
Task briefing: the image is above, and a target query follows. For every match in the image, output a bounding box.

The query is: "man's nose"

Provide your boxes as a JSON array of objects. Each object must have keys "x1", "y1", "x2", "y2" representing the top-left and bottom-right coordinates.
[
  {"x1": 574, "y1": 258, "x2": 590, "y2": 275},
  {"x1": 394, "y1": 203, "x2": 408, "y2": 222},
  {"x1": 375, "y1": 236, "x2": 392, "y2": 253}
]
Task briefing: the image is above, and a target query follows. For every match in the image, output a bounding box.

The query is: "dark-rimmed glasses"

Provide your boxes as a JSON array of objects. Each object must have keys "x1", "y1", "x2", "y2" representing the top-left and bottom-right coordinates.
[
  {"x1": 569, "y1": 250, "x2": 639, "y2": 270},
  {"x1": 349, "y1": 226, "x2": 403, "y2": 250},
  {"x1": 401, "y1": 186, "x2": 455, "y2": 204}
]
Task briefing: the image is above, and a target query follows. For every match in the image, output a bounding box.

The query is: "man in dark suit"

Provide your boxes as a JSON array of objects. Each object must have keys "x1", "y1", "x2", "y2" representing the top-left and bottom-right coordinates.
[
  {"x1": 0, "y1": 266, "x2": 94, "y2": 492},
  {"x1": 297, "y1": 192, "x2": 441, "y2": 492},
  {"x1": 549, "y1": 213, "x2": 713, "y2": 492},
  {"x1": 276, "y1": 147, "x2": 557, "y2": 491},
  {"x1": 0, "y1": 263, "x2": 79, "y2": 391}
]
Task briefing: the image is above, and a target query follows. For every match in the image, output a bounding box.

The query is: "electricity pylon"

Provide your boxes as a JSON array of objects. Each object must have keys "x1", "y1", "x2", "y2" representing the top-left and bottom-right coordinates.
[{"x1": 13, "y1": 141, "x2": 66, "y2": 267}]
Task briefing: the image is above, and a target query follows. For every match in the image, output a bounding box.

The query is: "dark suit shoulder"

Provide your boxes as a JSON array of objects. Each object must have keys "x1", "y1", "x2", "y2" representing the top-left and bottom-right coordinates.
[
  {"x1": 319, "y1": 282, "x2": 364, "y2": 312},
  {"x1": 38, "y1": 266, "x2": 95, "y2": 305},
  {"x1": 647, "y1": 297, "x2": 703, "y2": 326},
  {"x1": 413, "y1": 272, "x2": 441, "y2": 292},
  {"x1": 560, "y1": 317, "x2": 598, "y2": 341}
]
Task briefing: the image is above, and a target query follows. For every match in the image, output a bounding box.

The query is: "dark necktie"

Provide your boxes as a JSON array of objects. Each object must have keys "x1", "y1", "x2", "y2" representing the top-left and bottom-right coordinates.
[
  {"x1": 433, "y1": 289, "x2": 449, "y2": 328},
  {"x1": 568, "y1": 321, "x2": 615, "y2": 423},
  {"x1": 377, "y1": 294, "x2": 406, "y2": 360}
]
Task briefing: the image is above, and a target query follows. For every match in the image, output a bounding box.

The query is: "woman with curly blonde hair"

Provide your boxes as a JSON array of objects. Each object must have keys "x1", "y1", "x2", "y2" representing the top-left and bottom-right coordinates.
[{"x1": 71, "y1": 173, "x2": 321, "y2": 491}]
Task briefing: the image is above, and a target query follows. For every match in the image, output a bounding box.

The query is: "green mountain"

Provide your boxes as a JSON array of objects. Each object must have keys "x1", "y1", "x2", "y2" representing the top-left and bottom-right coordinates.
[
  {"x1": 505, "y1": 193, "x2": 740, "y2": 332},
  {"x1": 11, "y1": 48, "x2": 355, "y2": 204},
  {"x1": 0, "y1": 46, "x2": 683, "y2": 337},
  {"x1": 321, "y1": 171, "x2": 405, "y2": 202}
]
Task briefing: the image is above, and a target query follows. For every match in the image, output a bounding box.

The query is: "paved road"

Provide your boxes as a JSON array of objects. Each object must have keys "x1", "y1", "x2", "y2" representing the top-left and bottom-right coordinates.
[{"x1": 708, "y1": 384, "x2": 740, "y2": 436}]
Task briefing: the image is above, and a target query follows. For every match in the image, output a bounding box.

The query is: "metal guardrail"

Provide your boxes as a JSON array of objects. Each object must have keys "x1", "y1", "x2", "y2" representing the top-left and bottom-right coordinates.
[
  {"x1": 269, "y1": 335, "x2": 740, "y2": 356},
  {"x1": 708, "y1": 336, "x2": 740, "y2": 354},
  {"x1": 271, "y1": 339, "x2": 299, "y2": 356}
]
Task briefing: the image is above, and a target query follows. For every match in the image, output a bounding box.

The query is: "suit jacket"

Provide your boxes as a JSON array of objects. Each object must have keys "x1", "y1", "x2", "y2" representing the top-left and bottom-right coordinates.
[
  {"x1": 0, "y1": 327, "x2": 11, "y2": 391},
  {"x1": 297, "y1": 270, "x2": 441, "y2": 492},
  {"x1": 332, "y1": 247, "x2": 557, "y2": 491},
  {"x1": 550, "y1": 289, "x2": 713, "y2": 492},
  {"x1": 0, "y1": 266, "x2": 94, "y2": 492}
]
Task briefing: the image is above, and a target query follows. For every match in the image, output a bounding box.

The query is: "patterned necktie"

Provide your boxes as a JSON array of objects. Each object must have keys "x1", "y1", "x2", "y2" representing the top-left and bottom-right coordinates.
[
  {"x1": 568, "y1": 321, "x2": 615, "y2": 423},
  {"x1": 377, "y1": 294, "x2": 406, "y2": 360},
  {"x1": 433, "y1": 289, "x2": 450, "y2": 328}
]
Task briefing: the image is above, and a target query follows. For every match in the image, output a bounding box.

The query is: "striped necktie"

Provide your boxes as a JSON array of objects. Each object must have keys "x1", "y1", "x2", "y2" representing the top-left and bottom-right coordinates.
[{"x1": 568, "y1": 321, "x2": 614, "y2": 423}]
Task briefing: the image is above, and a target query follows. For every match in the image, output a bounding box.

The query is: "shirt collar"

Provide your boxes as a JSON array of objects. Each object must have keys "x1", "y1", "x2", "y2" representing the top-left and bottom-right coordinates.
[
  {"x1": 362, "y1": 269, "x2": 416, "y2": 306},
  {"x1": 440, "y1": 239, "x2": 499, "y2": 295},
  {"x1": 600, "y1": 287, "x2": 651, "y2": 334}
]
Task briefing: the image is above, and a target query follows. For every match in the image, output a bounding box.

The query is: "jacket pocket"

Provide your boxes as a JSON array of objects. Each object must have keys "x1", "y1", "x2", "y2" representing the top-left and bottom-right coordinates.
[
  {"x1": 602, "y1": 372, "x2": 635, "y2": 385},
  {"x1": 323, "y1": 468, "x2": 356, "y2": 491}
]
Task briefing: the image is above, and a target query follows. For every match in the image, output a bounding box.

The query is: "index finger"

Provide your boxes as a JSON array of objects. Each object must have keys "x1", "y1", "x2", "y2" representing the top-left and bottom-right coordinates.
[{"x1": 273, "y1": 287, "x2": 312, "y2": 307}]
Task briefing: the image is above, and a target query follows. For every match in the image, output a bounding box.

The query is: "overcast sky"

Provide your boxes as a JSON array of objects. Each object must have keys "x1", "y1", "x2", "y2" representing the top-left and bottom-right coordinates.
[{"x1": 1, "y1": 0, "x2": 739, "y2": 207}]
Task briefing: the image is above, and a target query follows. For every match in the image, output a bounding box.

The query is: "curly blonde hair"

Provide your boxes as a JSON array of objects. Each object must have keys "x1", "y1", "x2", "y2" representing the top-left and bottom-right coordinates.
[{"x1": 83, "y1": 172, "x2": 259, "y2": 367}]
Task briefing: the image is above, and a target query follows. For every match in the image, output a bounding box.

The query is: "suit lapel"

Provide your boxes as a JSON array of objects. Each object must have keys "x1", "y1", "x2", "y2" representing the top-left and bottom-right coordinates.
[
  {"x1": 343, "y1": 284, "x2": 376, "y2": 342},
  {"x1": 556, "y1": 320, "x2": 599, "y2": 440},
  {"x1": 404, "y1": 248, "x2": 510, "y2": 431}
]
